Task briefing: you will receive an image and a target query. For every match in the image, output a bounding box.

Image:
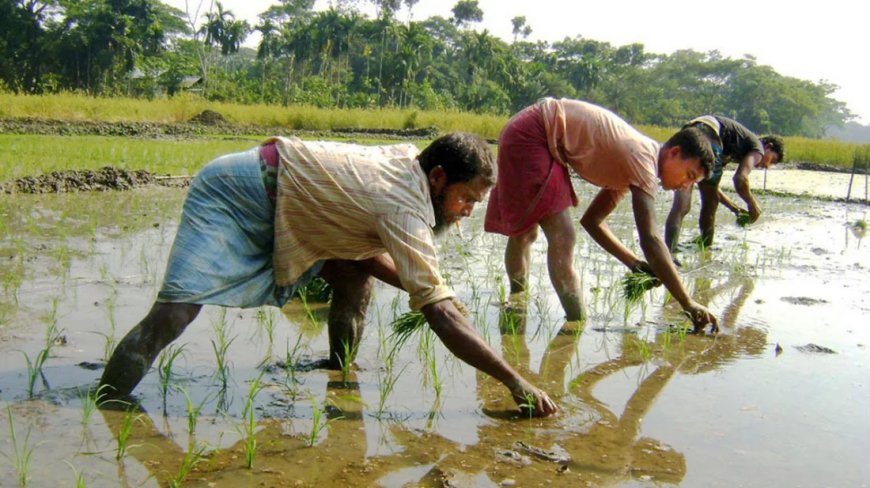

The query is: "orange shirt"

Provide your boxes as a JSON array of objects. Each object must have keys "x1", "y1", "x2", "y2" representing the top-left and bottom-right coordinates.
[{"x1": 540, "y1": 98, "x2": 660, "y2": 197}]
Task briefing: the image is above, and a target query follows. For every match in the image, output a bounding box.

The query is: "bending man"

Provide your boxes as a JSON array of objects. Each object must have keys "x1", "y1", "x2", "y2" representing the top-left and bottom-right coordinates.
[
  {"x1": 100, "y1": 133, "x2": 557, "y2": 416},
  {"x1": 485, "y1": 98, "x2": 718, "y2": 330},
  {"x1": 665, "y1": 115, "x2": 784, "y2": 251}
]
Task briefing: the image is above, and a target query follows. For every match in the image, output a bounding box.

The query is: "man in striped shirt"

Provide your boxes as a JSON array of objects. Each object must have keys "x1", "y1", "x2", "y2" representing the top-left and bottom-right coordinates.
[{"x1": 100, "y1": 132, "x2": 558, "y2": 416}]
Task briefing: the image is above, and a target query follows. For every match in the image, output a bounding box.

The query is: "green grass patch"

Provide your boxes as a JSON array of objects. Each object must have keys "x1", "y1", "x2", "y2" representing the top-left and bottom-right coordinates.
[
  {"x1": 1, "y1": 94, "x2": 864, "y2": 169},
  {"x1": 0, "y1": 93, "x2": 506, "y2": 138}
]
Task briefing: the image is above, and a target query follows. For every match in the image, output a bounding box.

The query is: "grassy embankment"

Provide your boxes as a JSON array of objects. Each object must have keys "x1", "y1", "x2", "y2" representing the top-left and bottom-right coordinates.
[{"x1": 1, "y1": 93, "x2": 867, "y2": 180}]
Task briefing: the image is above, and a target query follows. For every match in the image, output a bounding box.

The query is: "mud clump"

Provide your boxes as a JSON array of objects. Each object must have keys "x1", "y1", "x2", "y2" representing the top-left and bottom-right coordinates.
[
  {"x1": 780, "y1": 296, "x2": 828, "y2": 306},
  {"x1": 795, "y1": 343, "x2": 837, "y2": 354},
  {"x1": 189, "y1": 110, "x2": 228, "y2": 125},
  {"x1": 0, "y1": 166, "x2": 188, "y2": 194}
]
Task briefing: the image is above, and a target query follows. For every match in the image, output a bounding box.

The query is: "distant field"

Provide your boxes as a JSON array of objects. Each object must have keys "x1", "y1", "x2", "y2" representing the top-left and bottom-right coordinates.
[{"x1": 1, "y1": 93, "x2": 867, "y2": 172}]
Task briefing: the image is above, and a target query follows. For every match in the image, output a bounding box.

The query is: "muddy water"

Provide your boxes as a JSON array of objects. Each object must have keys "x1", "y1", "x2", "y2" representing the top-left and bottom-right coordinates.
[{"x1": 0, "y1": 170, "x2": 868, "y2": 487}]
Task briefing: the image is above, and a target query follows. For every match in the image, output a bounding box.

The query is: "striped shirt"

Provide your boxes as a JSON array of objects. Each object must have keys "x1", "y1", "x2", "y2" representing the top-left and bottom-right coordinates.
[{"x1": 270, "y1": 136, "x2": 454, "y2": 310}]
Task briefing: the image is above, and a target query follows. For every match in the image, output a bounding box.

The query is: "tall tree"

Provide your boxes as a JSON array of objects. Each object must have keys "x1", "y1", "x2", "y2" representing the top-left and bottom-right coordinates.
[
  {"x1": 510, "y1": 15, "x2": 530, "y2": 43},
  {"x1": 451, "y1": 0, "x2": 482, "y2": 29},
  {"x1": 0, "y1": 0, "x2": 61, "y2": 92}
]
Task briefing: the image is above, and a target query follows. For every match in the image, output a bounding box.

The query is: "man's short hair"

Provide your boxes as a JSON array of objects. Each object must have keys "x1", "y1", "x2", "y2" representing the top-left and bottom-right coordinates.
[
  {"x1": 418, "y1": 132, "x2": 496, "y2": 185},
  {"x1": 663, "y1": 126, "x2": 715, "y2": 179},
  {"x1": 761, "y1": 135, "x2": 785, "y2": 162}
]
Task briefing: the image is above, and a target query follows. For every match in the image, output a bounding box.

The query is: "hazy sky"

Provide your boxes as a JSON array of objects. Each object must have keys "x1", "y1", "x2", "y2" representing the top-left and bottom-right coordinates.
[{"x1": 164, "y1": 0, "x2": 869, "y2": 124}]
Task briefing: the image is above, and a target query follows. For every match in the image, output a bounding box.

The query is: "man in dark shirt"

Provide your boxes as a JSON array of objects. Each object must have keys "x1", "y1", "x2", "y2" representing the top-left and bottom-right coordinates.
[{"x1": 665, "y1": 115, "x2": 785, "y2": 251}]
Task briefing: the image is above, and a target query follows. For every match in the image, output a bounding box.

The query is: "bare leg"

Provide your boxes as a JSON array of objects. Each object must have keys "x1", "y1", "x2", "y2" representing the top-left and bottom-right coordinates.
[
  {"x1": 698, "y1": 184, "x2": 720, "y2": 247},
  {"x1": 539, "y1": 210, "x2": 585, "y2": 322},
  {"x1": 319, "y1": 260, "x2": 374, "y2": 369},
  {"x1": 505, "y1": 226, "x2": 539, "y2": 295},
  {"x1": 99, "y1": 302, "x2": 201, "y2": 397},
  {"x1": 664, "y1": 186, "x2": 694, "y2": 251}
]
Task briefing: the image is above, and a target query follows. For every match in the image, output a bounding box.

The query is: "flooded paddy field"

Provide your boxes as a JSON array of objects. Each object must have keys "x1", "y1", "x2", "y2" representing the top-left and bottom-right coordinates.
[{"x1": 1, "y1": 169, "x2": 868, "y2": 487}]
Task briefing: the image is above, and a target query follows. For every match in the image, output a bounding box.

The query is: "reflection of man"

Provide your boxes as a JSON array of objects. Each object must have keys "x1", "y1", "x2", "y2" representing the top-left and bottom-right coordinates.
[
  {"x1": 99, "y1": 133, "x2": 556, "y2": 415},
  {"x1": 99, "y1": 372, "x2": 396, "y2": 486}
]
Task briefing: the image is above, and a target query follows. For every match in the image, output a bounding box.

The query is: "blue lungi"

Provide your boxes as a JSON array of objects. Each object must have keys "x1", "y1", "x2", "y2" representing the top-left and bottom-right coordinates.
[{"x1": 157, "y1": 147, "x2": 323, "y2": 308}]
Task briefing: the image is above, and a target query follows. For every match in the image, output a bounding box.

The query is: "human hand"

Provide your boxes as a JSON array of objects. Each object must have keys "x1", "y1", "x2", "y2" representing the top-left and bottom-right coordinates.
[
  {"x1": 510, "y1": 379, "x2": 558, "y2": 417},
  {"x1": 747, "y1": 205, "x2": 761, "y2": 223},
  {"x1": 683, "y1": 301, "x2": 719, "y2": 333},
  {"x1": 629, "y1": 260, "x2": 662, "y2": 287}
]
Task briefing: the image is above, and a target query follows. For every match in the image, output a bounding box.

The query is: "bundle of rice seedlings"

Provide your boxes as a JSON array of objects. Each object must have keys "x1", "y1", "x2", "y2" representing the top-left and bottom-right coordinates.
[
  {"x1": 390, "y1": 310, "x2": 427, "y2": 351},
  {"x1": 622, "y1": 271, "x2": 660, "y2": 303},
  {"x1": 736, "y1": 211, "x2": 752, "y2": 227}
]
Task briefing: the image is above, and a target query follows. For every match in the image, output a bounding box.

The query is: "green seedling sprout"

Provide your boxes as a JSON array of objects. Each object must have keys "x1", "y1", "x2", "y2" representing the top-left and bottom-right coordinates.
[
  {"x1": 3, "y1": 406, "x2": 37, "y2": 487},
  {"x1": 64, "y1": 461, "x2": 87, "y2": 488},
  {"x1": 239, "y1": 374, "x2": 265, "y2": 469},
  {"x1": 157, "y1": 343, "x2": 186, "y2": 414},
  {"x1": 255, "y1": 308, "x2": 277, "y2": 366},
  {"x1": 170, "y1": 440, "x2": 207, "y2": 488},
  {"x1": 306, "y1": 395, "x2": 339, "y2": 447},
  {"x1": 337, "y1": 338, "x2": 359, "y2": 384},
  {"x1": 116, "y1": 409, "x2": 143, "y2": 460},
  {"x1": 80, "y1": 384, "x2": 111, "y2": 428}
]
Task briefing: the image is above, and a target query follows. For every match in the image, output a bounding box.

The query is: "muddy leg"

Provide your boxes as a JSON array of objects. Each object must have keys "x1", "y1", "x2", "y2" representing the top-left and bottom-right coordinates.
[
  {"x1": 505, "y1": 226, "x2": 539, "y2": 295},
  {"x1": 99, "y1": 302, "x2": 201, "y2": 397},
  {"x1": 319, "y1": 260, "x2": 374, "y2": 369},
  {"x1": 664, "y1": 186, "x2": 693, "y2": 251},
  {"x1": 698, "y1": 184, "x2": 720, "y2": 247},
  {"x1": 539, "y1": 210, "x2": 585, "y2": 322}
]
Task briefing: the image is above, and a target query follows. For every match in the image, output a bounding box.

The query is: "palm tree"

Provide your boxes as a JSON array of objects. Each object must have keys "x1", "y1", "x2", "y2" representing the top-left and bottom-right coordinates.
[{"x1": 451, "y1": 0, "x2": 483, "y2": 29}]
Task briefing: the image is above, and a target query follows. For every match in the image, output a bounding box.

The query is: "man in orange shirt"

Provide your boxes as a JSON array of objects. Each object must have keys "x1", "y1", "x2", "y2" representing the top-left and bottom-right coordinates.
[{"x1": 485, "y1": 98, "x2": 718, "y2": 331}]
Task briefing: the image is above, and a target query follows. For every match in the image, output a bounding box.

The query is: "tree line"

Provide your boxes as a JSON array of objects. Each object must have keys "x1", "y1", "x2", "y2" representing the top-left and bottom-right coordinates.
[{"x1": 0, "y1": 0, "x2": 852, "y2": 137}]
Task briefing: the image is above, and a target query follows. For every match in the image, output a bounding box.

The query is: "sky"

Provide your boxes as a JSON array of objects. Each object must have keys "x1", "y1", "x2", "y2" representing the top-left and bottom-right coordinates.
[{"x1": 163, "y1": 0, "x2": 869, "y2": 124}]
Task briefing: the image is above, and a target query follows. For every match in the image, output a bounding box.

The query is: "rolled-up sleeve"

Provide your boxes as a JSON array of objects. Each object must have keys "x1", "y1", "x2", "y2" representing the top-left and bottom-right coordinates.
[{"x1": 376, "y1": 212, "x2": 455, "y2": 310}]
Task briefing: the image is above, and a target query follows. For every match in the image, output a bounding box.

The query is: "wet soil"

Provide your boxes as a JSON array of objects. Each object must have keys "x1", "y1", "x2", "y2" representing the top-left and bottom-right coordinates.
[
  {"x1": 0, "y1": 158, "x2": 868, "y2": 487},
  {"x1": 0, "y1": 115, "x2": 440, "y2": 140},
  {"x1": 0, "y1": 166, "x2": 190, "y2": 194}
]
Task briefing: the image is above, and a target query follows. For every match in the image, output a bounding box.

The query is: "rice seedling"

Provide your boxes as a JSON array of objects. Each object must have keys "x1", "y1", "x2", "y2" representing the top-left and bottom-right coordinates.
[
  {"x1": 337, "y1": 338, "x2": 359, "y2": 384},
  {"x1": 211, "y1": 310, "x2": 235, "y2": 390},
  {"x1": 157, "y1": 343, "x2": 187, "y2": 414},
  {"x1": 282, "y1": 334, "x2": 306, "y2": 398},
  {"x1": 306, "y1": 395, "x2": 338, "y2": 447},
  {"x1": 255, "y1": 307, "x2": 278, "y2": 366},
  {"x1": 22, "y1": 320, "x2": 62, "y2": 398},
  {"x1": 389, "y1": 310, "x2": 426, "y2": 358},
  {"x1": 93, "y1": 292, "x2": 119, "y2": 362},
  {"x1": 621, "y1": 271, "x2": 660, "y2": 304},
  {"x1": 80, "y1": 384, "x2": 111, "y2": 428},
  {"x1": 3, "y1": 406, "x2": 37, "y2": 487},
  {"x1": 169, "y1": 440, "x2": 207, "y2": 488},
  {"x1": 115, "y1": 409, "x2": 143, "y2": 461},
  {"x1": 298, "y1": 293, "x2": 320, "y2": 327},
  {"x1": 63, "y1": 461, "x2": 87, "y2": 488},
  {"x1": 374, "y1": 363, "x2": 407, "y2": 420},
  {"x1": 239, "y1": 374, "x2": 265, "y2": 469},
  {"x1": 419, "y1": 329, "x2": 443, "y2": 398},
  {"x1": 736, "y1": 211, "x2": 753, "y2": 227}
]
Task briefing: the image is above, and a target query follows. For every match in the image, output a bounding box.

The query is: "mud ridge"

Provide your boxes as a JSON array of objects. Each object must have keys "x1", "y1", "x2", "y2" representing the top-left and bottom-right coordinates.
[
  {"x1": 0, "y1": 166, "x2": 191, "y2": 194},
  {"x1": 0, "y1": 115, "x2": 440, "y2": 140}
]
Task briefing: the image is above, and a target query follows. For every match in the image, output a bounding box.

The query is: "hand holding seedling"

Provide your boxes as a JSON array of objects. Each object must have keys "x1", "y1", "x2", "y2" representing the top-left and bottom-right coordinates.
[
  {"x1": 510, "y1": 378, "x2": 558, "y2": 417},
  {"x1": 735, "y1": 211, "x2": 753, "y2": 227},
  {"x1": 684, "y1": 300, "x2": 719, "y2": 333},
  {"x1": 622, "y1": 260, "x2": 662, "y2": 302}
]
